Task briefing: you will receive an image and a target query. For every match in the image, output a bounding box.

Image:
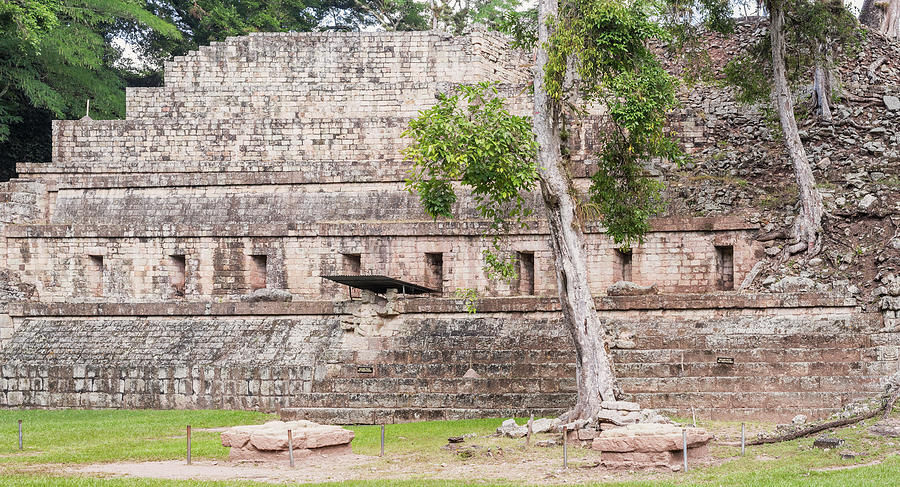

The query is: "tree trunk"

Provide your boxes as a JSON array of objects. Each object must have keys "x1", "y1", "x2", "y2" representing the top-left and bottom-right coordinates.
[
  {"x1": 533, "y1": 0, "x2": 617, "y2": 421},
  {"x1": 811, "y1": 42, "x2": 833, "y2": 122},
  {"x1": 769, "y1": 2, "x2": 824, "y2": 253},
  {"x1": 811, "y1": 62, "x2": 832, "y2": 122},
  {"x1": 886, "y1": 0, "x2": 900, "y2": 37},
  {"x1": 861, "y1": 0, "x2": 900, "y2": 38}
]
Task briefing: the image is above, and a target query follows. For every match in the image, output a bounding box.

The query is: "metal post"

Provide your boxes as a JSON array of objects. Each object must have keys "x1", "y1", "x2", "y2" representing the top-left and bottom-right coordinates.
[
  {"x1": 288, "y1": 429, "x2": 295, "y2": 467},
  {"x1": 682, "y1": 428, "x2": 688, "y2": 472},
  {"x1": 17, "y1": 419, "x2": 22, "y2": 450},
  {"x1": 562, "y1": 426, "x2": 568, "y2": 469},
  {"x1": 526, "y1": 414, "x2": 533, "y2": 447},
  {"x1": 741, "y1": 422, "x2": 746, "y2": 456},
  {"x1": 380, "y1": 424, "x2": 385, "y2": 457},
  {"x1": 186, "y1": 425, "x2": 192, "y2": 465}
]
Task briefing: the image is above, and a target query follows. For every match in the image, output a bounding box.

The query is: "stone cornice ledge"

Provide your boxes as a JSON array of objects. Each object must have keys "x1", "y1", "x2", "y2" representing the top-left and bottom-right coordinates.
[
  {"x1": 7, "y1": 293, "x2": 856, "y2": 318},
  {"x1": 6, "y1": 217, "x2": 756, "y2": 239}
]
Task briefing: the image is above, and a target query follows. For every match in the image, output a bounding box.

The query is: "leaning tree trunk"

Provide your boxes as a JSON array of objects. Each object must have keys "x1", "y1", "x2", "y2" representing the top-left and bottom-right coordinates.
[
  {"x1": 770, "y1": 2, "x2": 824, "y2": 253},
  {"x1": 533, "y1": 0, "x2": 617, "y2": 421}
]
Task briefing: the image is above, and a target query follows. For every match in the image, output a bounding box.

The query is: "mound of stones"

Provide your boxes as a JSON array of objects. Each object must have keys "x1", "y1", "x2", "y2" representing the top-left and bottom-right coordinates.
[
  {"x1": 221, "y1": 420, "x2": 354, "y2": 463},
  {"x1": 496, "y1": 400, "x2": 712, "y2": 470},
  {"x1": 591, "y1": 423, "x2": 711, "y2": 471}
]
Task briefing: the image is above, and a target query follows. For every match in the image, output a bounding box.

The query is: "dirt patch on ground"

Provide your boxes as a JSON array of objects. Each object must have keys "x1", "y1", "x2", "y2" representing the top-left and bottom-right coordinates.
[{"x1": 61, "y1": 449, "x2": 720, "y2": 485}]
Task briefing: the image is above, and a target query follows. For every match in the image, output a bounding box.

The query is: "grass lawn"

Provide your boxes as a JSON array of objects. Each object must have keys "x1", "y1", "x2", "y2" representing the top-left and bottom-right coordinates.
[
  {"x1": 0, "y1": 409, "x2": 897, "y2": 486},
  {"x1": 0, "y1": 409, "x2": 274, "y2": 464}
]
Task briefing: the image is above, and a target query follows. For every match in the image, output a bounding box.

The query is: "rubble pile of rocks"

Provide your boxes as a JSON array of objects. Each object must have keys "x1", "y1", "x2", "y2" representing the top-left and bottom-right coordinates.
[
  {"x1": 656, "y1": 21, "x2": 900, "y2": 304},
  {"x1": 220, "y1": 420, "x2": 354, "y2": 463}
]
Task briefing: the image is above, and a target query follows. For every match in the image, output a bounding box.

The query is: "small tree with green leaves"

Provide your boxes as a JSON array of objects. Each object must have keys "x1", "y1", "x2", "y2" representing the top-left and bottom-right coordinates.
[{"x1": 405, "y1": 0, "x2": 681, "y2": 420}]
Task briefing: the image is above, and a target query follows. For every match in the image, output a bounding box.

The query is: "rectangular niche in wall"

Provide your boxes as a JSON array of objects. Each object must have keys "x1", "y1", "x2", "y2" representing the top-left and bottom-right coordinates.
[
  {"x1": 715, "y1": 245, "x2": 734, "y2": 291},
  {"x1": 616, "y1": 249, "x2": 633, "y2": 282},
  {"x1": 169, "y1": 254, "x2": 186, "y2": 296},
  {"x1": 87, "y1": 255, "x2": 104, "y2": 296},
  {"x1": 517, "y1": 251, "x2": 535, "y2": 295},
  {"x1": 425, "y1": 253, "x2": 443, "y2": 293},
  {"x1": 342, "y1": 253, "x2": 362, "y2": 275},
  {"x1": 249, "y1": 254, "x2": 267, "y2": 291}
]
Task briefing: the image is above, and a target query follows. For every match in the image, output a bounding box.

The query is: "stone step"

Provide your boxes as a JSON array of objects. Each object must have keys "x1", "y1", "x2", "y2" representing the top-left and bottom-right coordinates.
[
  {"x1": 280, "y1": 406, "x2": 568, "y2": 425},
  {"x1": 311, "y1": 376, "x2": 575, "y2": 394},
  {"x1": 289, "y1": 391, "x2": 574, "y2": 410}
]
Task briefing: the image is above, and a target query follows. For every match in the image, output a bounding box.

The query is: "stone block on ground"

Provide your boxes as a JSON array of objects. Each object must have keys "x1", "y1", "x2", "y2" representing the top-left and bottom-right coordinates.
[
  {"x1": 600, "y1": 400, "x2": 641, "y2": 412},
  {"x1": 221, "y1": 420, "x2": 354, "y2": 463},
  {"x1": 497, "y1": 418, "x2": 528, "y2": 438},
  {"x1": 596, "y1": 409, "x2": 642, "y2": 426},
  {"x1": 592, "y1": 424, "x2": 711, "y2": 470},
  {"x1": 868, "y1": 419, "x2": 900, "y2": 438},
  {"x1": 530, "y1": 417, "x2": 556, "y2": 434}
]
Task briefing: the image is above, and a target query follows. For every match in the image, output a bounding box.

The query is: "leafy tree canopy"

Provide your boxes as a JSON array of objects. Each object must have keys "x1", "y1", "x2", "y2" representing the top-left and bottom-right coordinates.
[
  {"x1": 405, "y1": 0, "x2": 685, "y2": 285},
  {"x1": 121, "y1": 0, "x2": 431, "y2": 70},
  {"x1": 546, "y1": 0, "x2": 679, "y2": 248},
  {"x1": 0, "y1": 0, "x2": 180, "y2": 142},
  {"x1": 724, "y1": 0, "x2": 863, "y2": 105}
]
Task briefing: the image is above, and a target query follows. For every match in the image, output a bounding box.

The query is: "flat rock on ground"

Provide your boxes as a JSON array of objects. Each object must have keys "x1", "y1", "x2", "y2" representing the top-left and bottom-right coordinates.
[
  {"x1": 592, "y1": 424, "x2": 711, "y2": 471},
  {"x1": 868, "y1": 418, "x2": 900, "y2": 438},
  {"x1": 221, "y1": 420, "x2": 354, "y2": 463}
]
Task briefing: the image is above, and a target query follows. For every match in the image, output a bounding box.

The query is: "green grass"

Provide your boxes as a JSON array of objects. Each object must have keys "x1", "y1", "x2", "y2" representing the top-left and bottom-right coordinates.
[
  {"x1": 346, "y1": 418, "x2": 502, "y2": 457},
  {"x1": 0, "y1": 410, "x2": 898, "y2": 486},
  {"x1": 0, "y1": 409, "x2": 274, "y2": 465}
]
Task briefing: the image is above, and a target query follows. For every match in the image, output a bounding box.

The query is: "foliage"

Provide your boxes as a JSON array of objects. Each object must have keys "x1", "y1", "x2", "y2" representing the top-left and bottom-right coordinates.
[
  {"x1": 0, "y1": 0, "x2": 179, "y2": 135},
  {"x1": 430, "y1": 0, "x2": 527, "y2": 35},
  {"x1": 454, "y1": 287, "x2": 479, "y2": 313},
  {"x1": 403, "y1": 81, "x2": 539, "y2": 276},
  {"x1": 545, "y1": 0, "x2": 680, "y2": 247},
  {"x1": 724, "y1": 0, "x2": 864, "y2": 106},
  {"x1": 660, "y1": 0, "x2": 734, "y2": 83},
  {"x1": 0, "y1": 0, "x2": 180, "y2": 168},
  {"x1": 490, "y1": 5, "x2": 537, "y2": 49},
  {"x1": 122, "y1": 1, "x2": 427, "y2": 70}
]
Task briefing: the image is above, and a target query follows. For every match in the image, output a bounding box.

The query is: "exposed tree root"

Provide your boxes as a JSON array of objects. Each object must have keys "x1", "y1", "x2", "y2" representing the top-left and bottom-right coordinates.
[
  {"x1": 745, "y1": 394, "x2": 898, "y2": 446},
  {"x1": 746, "y1": 408, "x2": 883, "y2": 446}
]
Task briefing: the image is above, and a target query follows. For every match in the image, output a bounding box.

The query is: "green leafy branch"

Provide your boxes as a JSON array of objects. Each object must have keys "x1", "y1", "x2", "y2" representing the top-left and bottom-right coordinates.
[{"x1": 403, "y1": 81, "x2": 539, "y2": 279}]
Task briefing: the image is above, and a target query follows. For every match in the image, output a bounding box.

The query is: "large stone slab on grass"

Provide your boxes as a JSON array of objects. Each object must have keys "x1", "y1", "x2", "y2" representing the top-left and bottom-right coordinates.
[
  {"x1": 592, "y1": 424, "x2": 711, "y2": 470},
  {"x1": 221, "y1": 420, "x2": 354, "y2": 463}
]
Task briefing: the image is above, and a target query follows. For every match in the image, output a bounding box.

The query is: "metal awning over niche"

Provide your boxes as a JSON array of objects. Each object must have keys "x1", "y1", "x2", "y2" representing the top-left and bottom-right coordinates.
[{"x1": 321, "y1": 275, "x2": 438, "y2": 296}]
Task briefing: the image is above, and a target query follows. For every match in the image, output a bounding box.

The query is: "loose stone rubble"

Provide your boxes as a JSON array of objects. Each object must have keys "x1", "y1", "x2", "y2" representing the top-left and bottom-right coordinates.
[
  {"x1": 220, "y1": 420, "x2": 354, "y2": 463},
  {"x1": 496, "y1": 417, "x2": 556, "y2": 438}
]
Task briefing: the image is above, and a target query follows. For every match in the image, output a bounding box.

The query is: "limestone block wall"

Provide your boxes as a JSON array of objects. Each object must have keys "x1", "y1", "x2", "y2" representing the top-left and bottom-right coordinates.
[
  {"x1": 3, "y1": 218, "x2": 760, "y2": 302},
  {"x1": 0, "y1": 295, "x2": 892, "y2": 421}
]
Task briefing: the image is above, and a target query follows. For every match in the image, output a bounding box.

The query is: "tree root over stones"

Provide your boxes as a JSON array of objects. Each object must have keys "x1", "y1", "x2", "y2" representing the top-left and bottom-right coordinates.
[{"x1": 740, "y1": 383, "x2": 900, "y2": 446}]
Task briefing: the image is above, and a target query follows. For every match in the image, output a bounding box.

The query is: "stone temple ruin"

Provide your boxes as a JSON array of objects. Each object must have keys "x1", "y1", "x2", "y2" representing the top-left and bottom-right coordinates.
[{"x1": 0, "y1": 30, "x2": 896, "y2": 422}]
